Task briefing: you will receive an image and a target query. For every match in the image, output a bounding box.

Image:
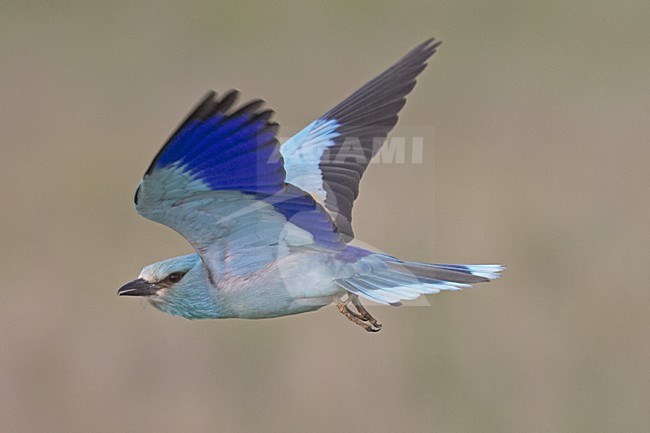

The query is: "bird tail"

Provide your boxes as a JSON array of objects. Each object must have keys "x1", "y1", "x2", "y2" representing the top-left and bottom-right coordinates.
[{"x1": 337, "y1": 252, "x2": 504, "y2": 306}]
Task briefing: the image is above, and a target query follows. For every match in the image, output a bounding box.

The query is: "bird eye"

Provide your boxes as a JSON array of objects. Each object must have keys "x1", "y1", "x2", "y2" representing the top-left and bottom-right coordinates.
[{"x1": 166, "y1": 272, "x2": 186, "y2": 283}]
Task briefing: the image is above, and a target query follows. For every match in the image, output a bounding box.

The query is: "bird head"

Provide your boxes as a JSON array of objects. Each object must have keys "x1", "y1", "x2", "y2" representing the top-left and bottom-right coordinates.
[{"x1": 118, "y1": 254, "x2": 222, "y2": 318}]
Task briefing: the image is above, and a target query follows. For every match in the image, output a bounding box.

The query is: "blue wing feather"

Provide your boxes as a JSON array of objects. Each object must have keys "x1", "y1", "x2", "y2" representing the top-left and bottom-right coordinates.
[
  {"x1": 136, "y1": 91, "x2": 346, "y2": 257},
  {"x1": 148, "y1": 91, "x2": 285, "y2": 195},
  {"x1": 262, "y1": 185, "x2": 344, "y2": 250}
]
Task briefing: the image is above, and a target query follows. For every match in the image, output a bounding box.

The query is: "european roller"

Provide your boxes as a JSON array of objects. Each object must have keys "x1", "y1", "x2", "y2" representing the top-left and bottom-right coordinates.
[{"x1": 118, "y1": 39, "x2": 504, "y2": 332}]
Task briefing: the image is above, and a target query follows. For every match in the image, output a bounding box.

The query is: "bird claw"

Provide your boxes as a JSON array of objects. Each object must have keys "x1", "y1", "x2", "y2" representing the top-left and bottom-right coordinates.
[{"x1": 333, "y1": 294, "x2": 382, "y2": 332}]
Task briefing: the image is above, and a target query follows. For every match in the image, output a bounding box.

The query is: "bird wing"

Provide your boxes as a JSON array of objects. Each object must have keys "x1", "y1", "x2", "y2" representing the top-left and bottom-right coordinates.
[
  {"x1": 135, "y1": 90, "x2": 345, "y2": 277},
  {"x1": 280, "y1": 39, "x2": 440, "y2": 241}
]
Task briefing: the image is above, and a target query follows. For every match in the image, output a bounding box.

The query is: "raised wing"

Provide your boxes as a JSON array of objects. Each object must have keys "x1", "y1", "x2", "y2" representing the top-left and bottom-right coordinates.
[
  {"x1": 135, "y1": 91, "x2": 345, "y2": 276},
  {"x1": 281, "y1": 39, "x2": 440, "y2": 240}
]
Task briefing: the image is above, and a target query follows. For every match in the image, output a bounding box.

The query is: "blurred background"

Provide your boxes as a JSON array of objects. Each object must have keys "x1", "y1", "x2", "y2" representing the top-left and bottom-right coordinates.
[{"x1": 1, "y1": 1, "x2": 649, "y2": 432}]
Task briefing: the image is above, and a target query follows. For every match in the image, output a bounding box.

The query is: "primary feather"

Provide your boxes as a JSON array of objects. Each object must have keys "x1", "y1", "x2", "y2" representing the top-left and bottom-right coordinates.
[{"x1": 282, "y1": 39, "x2": 441, "y2": 240}]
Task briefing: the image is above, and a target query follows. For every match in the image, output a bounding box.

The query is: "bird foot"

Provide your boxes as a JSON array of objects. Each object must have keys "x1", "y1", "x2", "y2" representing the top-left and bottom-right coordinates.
[{"x1": 333, "y1": 293, "x2": 382, "y2": 332}]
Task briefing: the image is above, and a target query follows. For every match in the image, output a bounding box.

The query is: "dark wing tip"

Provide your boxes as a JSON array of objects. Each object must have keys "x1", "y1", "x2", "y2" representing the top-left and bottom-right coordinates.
[
  {"x1": 420, "y1": 37, "x2": 442, "y2": 53},
  {"x1": 316, "y1": 38, "x2": 441, "y2": 239},
  {"x1": 144, "y1": 89, "x2": 277, "y2": 176},
  {"x1": 409, "y1": 38, "x2": 442, "y2": 60},
  {"x1": 325, "y1": 37, "x2": 440, "y2": 124},
  {"x1": 180, "y1": 90, "x2": 238, "y2": 125}
]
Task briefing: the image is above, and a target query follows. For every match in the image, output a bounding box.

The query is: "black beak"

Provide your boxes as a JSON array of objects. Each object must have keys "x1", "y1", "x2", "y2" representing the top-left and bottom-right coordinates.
[{"x1": 117, "y1": 278, "x2": 158, "y2": 297}]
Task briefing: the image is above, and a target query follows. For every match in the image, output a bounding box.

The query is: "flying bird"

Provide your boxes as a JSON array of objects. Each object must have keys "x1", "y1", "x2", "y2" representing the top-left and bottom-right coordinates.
[{"x1": 118, "y1": 39, "x2": 503, "y2": 332}]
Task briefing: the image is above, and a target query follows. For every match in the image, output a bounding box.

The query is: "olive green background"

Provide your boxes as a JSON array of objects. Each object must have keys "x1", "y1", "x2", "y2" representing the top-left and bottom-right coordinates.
[{"x1": 2, "y1": 1, "x2": 649, "y2": 432}]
